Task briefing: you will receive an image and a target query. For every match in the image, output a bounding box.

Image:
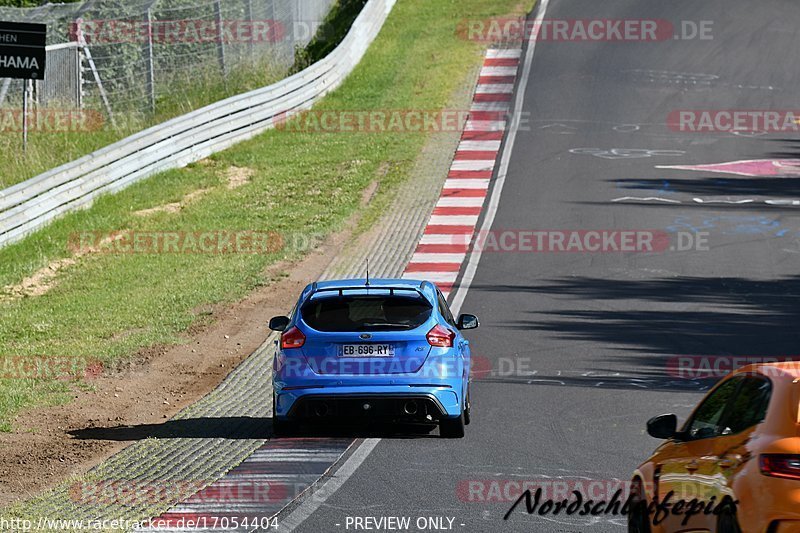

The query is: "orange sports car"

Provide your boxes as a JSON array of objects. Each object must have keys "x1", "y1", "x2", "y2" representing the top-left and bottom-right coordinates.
[{"x1": 630, "y1": 363, "x2": 800, "y2": 533}]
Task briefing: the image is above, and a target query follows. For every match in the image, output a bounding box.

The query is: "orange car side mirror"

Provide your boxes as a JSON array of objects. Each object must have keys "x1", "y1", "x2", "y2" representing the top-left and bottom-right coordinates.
[{"x1": 647, "y1": 414, "x2": 678, "y2": 439}]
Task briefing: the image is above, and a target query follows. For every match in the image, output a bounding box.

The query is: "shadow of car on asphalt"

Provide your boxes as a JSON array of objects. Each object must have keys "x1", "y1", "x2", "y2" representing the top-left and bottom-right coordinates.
[{"x1": 67, "y1": 417, "x2": 438, "y2": 441}]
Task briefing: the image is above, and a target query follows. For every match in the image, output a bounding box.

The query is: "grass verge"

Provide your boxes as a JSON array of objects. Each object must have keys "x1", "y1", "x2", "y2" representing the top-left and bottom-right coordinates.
[
  {"x1": 0, "y1": 60, "x2": 286, "y2": 190},
  {"x1": 0, "y1": 0, "x2": 532, "y2": 432}
]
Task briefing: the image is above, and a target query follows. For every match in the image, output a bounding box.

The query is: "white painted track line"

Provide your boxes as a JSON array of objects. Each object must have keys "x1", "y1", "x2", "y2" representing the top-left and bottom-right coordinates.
[
  {"x1": 411, "y1": 253, "x2": 468, "y2": 263},
  {"x1": 486, "y1": 49, "x2": 522, "y2": 59},
  {"x1": 451, "y1": 1, "x2": 551, "y2": 316},
  {"x1": 475, "y1": 83, "x2": 515, "y2": 93},
  {"x1": 465, "y1": 119, "x2": 507, "y2": 131},
  {"x1": 401, "y1": 271, "x2": 460, "y2": 283},
  {"x1": 428, "y1": 214, "x2": 480, "y2": 225},
  {"x1": 470, "y1": 102, "x2": 511, "y2": 112},
  {"x1": 479, "y1": 66, "x2": 518, "y2": 77},
  {"x1": 457, "y1": 140, "x2": 502, "y2": 151},
  {"x1": 444, "y1": 179, "x2": 491, "y2": 189},
  {"x1": 277, "y1": 439, "x2": 381, "y2": 532},
  {"x1": 450, "y1": 160, "x2": 496, "y2": 172},
  {"x1": 435, "y1": 197, "x2": 486, "y2": 207},
  {"x1": 419, "y1": 234, "x2": 468, "y2": 245}
]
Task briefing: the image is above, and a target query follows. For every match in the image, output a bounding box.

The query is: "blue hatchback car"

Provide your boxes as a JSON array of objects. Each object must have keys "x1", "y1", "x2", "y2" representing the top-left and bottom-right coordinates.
[{"x1": 269, "y1": 278, "x2": 479, "y2": 438}]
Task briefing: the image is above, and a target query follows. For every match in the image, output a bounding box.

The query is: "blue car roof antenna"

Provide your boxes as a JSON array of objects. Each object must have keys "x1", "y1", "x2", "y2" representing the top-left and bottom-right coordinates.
[{"x1": 365, "y1": 259, "x2": 370, "y2": 287}]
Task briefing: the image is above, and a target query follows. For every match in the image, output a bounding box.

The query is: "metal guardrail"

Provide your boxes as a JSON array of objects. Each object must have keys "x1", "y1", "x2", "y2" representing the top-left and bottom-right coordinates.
[
  {"x1": 0, "y1": 1, "x2": 338, "y2": 119},
  {"x1": 0, "y1": 0, "x2": 397, "y2": 249}
]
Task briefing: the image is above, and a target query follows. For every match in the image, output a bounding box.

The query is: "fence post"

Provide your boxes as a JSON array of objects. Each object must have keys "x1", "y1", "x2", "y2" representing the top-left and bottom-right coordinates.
[
  {"x1": 0, "y1": 79, "x2": 11, "y2": 108},
  {"x1": 214, "y1": 0, "x2": 227, "y2": 78},
  {"x1": 22, "y1": 80, "x2": 29, "y2": 151},
  {"x1": 74, "y1": 18, "x2": 114, "y2": 125},
  {"x1": 269, "y1": 0, "x2": 281, "y2": 61},
  {"x1": 291, "y1": 0, "x2": 300, "y2": 49},
  {"x1": 144, "y1": 7, "x2": 156, "y2": 113},
  {"x1": 76, "y1": 43, "x2": 83, "y2": 109},
  {"x1": 246, "y1": 0, "x2": 255, "y2": 64}
]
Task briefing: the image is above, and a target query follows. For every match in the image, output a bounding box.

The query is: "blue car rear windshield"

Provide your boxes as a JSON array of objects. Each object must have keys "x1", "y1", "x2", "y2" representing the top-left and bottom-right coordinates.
[{"x1": 301, "y1": 294, "x2": 432, "y2": 332}]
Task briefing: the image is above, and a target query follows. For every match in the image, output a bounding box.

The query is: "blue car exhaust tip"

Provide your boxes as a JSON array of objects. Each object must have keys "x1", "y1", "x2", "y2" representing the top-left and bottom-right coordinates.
[{"x1": 403, "y1": 400, "x2": 419, "y2": 415}]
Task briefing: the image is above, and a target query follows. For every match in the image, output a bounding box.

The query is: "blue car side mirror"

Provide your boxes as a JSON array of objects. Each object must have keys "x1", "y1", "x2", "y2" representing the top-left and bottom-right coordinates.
[
  {"x1": 269, "y1": 316, "x2": 290, "y2": 332},
  {"x1": 457, "y1": 314, "x2": 479, "y2": 330}
]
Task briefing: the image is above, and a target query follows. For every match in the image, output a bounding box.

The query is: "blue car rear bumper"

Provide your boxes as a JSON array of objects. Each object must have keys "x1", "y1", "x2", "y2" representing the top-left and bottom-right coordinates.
[
  {"x1": 274, "y1": 385, "x2": 463, "y2": 420},
  {"x1": 273, "y1": 354, "x2": 467, "y2": 420}
]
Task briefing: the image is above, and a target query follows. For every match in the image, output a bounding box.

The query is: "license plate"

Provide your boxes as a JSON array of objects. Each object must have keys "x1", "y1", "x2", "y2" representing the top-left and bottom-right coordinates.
[{"x1": 340, "y1": 344, "x2": 395, "y2": 357}]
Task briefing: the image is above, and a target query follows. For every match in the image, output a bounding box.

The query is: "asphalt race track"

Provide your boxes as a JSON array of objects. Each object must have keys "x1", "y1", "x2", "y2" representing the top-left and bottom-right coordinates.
[{"x1": 291, "y1": 0, "x2": 800, "y2": 532}]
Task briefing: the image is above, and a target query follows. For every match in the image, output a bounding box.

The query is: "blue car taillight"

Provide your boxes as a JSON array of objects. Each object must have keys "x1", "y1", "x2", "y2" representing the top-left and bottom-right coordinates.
[
  {"x1": 426, "y1": 325, "x2": 455, "y2": 348},
  {"x1": 281, "y1": 326, "x2": 306, "y2": 349}
]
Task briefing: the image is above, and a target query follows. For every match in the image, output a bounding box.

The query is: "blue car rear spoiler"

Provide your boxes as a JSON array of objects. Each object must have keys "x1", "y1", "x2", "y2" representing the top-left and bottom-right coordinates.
[{"x1": 299, "y1": 281, "x2": 435, "y2": 306}]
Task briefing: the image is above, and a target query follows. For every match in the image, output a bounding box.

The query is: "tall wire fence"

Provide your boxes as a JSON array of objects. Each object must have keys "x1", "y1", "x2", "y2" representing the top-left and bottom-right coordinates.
[{"x1": 0, "y1": 0, "x2": 335, "y2": 118}]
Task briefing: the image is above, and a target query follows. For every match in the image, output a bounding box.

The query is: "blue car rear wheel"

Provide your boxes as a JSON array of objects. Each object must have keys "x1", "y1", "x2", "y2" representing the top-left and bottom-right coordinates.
[
  {"x1": 464, "y1": 385, "x2": 471, "y2": 426},
  {"x1": 440, "y1": 411, "x2": 465, "y2": 438},
  {"x1": 272, "y1": 393, "x2": 291, "y2": 437}
]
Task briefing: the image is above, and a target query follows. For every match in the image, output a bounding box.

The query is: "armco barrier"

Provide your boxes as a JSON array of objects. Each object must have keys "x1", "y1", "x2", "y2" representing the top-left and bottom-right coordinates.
[{"x1": 0, "y1": 0, "x2": 396, "y2": 249}]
